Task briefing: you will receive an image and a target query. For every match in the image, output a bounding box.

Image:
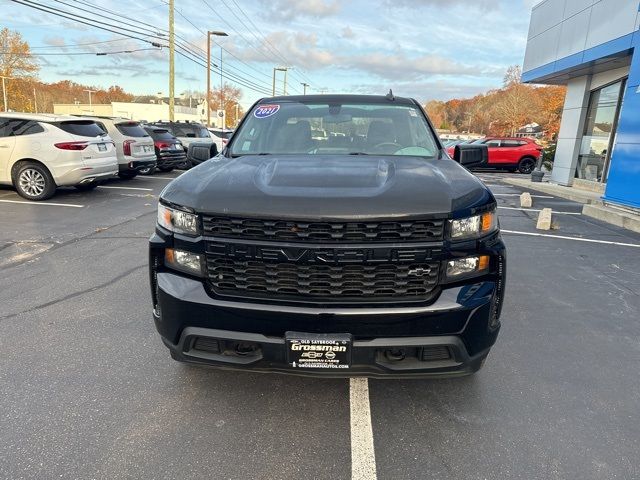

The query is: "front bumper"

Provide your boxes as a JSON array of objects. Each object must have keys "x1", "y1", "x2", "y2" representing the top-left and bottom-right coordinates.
[{"x1": 153, "y1": 270, "x2": 502, "y2": 377}]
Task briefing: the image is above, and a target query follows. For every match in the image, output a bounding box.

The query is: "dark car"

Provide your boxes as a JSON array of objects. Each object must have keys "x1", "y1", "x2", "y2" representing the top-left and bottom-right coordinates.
[
  {"x1": 142, "y1": 127, "x2": 187, "y2": 174},
  {"x1": 149, "y1": 94, "x2": 506, "y2": 378}
]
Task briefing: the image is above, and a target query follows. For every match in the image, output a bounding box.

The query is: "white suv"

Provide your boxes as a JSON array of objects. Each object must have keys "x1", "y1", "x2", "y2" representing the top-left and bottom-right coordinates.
[
  {"x1": 0, "y1": 113, "x2": 118, "y2": 201},
  {"x1": 208, "y1": 127, "x2": 233, "y2": 154},
  {"x1": 88, "y1": 117, "x2": 156, "y2": 179}
]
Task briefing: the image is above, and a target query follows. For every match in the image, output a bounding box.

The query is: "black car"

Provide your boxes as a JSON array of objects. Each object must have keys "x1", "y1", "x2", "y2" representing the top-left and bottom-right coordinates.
[
  {"x1": 149, "y1": 94, "x2": 506, "y2": 378},
  {"x1": 142, "y1": 127, "x2": 187, "y2": 174}
]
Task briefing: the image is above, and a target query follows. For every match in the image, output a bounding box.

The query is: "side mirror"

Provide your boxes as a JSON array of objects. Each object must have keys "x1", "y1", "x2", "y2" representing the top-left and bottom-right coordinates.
[{"x1": 453, "y1": 144, "x2": 488, "y2": 168}]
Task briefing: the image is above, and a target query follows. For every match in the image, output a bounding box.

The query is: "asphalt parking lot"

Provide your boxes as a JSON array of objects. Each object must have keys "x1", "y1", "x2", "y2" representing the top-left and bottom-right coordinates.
[{"x1": 1, "y1": 170, "x2": 640, "y2": 480}]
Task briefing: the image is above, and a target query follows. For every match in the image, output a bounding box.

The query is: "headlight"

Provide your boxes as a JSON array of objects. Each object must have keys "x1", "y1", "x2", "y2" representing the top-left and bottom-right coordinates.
[
  {"x1": 165, "y1": 248, "x2": 203, "y2": 276},
  {"x1": 446, "y1": 255, "x2": 490, "y2": 278},
  {"x1": 158, "y1": 203, "x2": 199, "y2": 235},
  {"x1": 448, "y1": 210, "x2": 497, "y2": 240}
]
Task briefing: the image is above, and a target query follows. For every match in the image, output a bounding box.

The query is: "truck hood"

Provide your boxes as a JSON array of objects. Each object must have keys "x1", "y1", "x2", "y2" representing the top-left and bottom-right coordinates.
[{"x1": 160, "y1": 154, "x2": 494, "y2": 219}]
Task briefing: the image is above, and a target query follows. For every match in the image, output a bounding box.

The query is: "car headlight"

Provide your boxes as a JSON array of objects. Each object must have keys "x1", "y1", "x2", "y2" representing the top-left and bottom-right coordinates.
[
  {"x1": 165, "y1": 248, "x2": 203, "y2": 276},
  {"x1": 448, "y1": 210, "x2": 497, "y2": 240},
  {"x1": 157, "y1": 203, "x2": 199, "y2": 235},
  {"x1": 446, "y1": 255, "x2": 490, "y2": 278}
]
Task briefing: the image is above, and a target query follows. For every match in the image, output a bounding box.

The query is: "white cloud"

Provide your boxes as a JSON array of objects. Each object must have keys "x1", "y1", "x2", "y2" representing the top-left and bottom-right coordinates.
[{"x1": 261, "y1": 0, "x2": 341, "y2": 20}]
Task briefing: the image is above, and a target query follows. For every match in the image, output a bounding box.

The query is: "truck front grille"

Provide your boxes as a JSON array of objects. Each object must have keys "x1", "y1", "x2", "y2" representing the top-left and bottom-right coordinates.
[
  {"x1": 206, "y1": 257, "x2": 440, "y2": 299},
  {"x1": 202, "y1": 215, "x2": 444, "y2": 243}
]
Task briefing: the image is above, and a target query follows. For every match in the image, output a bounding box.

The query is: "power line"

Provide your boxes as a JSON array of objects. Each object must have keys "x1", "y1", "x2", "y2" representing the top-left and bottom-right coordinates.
[
  {"x1": 29, "y1": 38, "x2": 134, "y2": 49},
  {"x1": 10, "y1": 0, "x2": 274, "y2": 95},
  {"x1": 199, "y1": 0, "x2": 302, "y2": 93},
  {"x1": 54, "y1": 0, "x2": 275, "y2": 92},
  {"x1": 225, "y1": 0, "x2": 313, "y2": 86},
  {"x1": 1, "y1": 47, "x2": 162, "y2": 56}
]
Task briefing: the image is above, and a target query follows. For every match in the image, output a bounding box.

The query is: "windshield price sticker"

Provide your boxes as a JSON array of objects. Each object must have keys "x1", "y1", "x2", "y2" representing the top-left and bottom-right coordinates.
[
  {"x1": 254, "y1": 104, "x2": 280, "y2": 118},
  {"x1": 286, "y1": 334, "x2": 351, "y2": 369}
]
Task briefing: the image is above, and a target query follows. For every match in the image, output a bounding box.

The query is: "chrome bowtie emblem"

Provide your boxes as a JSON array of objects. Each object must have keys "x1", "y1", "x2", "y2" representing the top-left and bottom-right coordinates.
[{"x1": 408, "y1": 267, "x2": 430, "y2": 277}]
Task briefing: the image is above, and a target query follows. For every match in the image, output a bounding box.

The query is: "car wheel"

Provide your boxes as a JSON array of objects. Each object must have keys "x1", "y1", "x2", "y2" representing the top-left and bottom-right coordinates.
[
  {"x1": 118, "y1": 171, "x2": 137, "y2": 180},
  {"x1": 139, "y1": 166, "x2": 156, "y2": 175},
  {"x1": 74, "y1": 182, "x2": 99, "y2": 191},
  {"x1": 14, "y1": 162, "x2": 56, "y2": 201},
  {"x1": 517, "y1": 157, "x2": 536, "y2": 174}
]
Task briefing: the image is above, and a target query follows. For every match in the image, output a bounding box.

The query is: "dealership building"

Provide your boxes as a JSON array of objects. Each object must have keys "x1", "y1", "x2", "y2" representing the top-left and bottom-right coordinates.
[{"x1": 523, "y1": 0, "x2": 640, "y2": 209}]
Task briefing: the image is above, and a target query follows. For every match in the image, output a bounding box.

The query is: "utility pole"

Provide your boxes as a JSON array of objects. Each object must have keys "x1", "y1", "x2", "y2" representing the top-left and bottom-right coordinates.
[
  {"x1": 0, "y1": 76, "x2": 8, "y2": 112},
  {"x1": 301, "y1": 82, "x2": 309, "y2": 95},
  {"x1": 220, "y1": 46, "x2": 223, "y2": 128},
  {"x1": 206, "y1": 31, "x2": 227, "y2": 128},
  {"x1": 84, "y1": 89, "x2": 96, "y2": 112},
  {"x1": 168, "y1": 0, "x2": 175, "y2": 121},
  {"x1": 283, "y1": 68, "x2": 288, "y2": 95},
  {"x1": 272, "y1": 67, "x2": 287, "y2": 96}
]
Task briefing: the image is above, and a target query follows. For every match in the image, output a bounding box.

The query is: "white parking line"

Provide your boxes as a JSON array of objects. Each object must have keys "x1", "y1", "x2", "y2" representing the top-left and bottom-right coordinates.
[
  {"x1": 98, "y1": 185, "x2": 153, "y2": 191},
  {"x1": 493, "y1": 193, "x2": 554, "y2": 198},
  {"x1": 498, "y1": 206, "x2": 581, "y2": 215},
  {"x1": 350, "y1": 378, "x2": 377, "y2": 480},
  {"x1": 135, "y1": 176, "x2": 177, "y2": 181},
  {"x1": 0, "y1": 199, "x2": 84, "y2": 208},
  {"x1": 502, "y1": 229, "x2": 640, "y2": 248}
]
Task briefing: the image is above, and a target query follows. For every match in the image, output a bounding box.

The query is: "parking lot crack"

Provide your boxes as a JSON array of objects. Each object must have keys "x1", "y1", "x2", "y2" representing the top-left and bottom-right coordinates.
[{"x1": 0, "y1": 264, "x2": 146, "y2": 322}]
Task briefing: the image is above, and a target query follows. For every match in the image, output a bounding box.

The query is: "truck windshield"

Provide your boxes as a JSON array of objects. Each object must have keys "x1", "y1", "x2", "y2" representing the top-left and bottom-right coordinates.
[{"x1": 229, "y1": 101, "x2": 439, "y2": 157}]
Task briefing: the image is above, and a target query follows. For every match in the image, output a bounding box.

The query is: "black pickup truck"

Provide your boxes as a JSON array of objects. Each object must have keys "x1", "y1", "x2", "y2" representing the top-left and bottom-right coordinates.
[{"x1": 149, "y1": 94, "x2": 506, "y2": 378}]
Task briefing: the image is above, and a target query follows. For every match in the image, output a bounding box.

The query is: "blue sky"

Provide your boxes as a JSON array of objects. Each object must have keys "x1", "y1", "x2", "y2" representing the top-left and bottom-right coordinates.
[{"x1": 2, "y1": 0, "x2": 539, "y2": 109}]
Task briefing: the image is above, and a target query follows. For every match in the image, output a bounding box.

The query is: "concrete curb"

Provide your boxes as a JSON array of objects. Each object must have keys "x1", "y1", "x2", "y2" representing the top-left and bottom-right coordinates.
[
  {"x1": 501, "y1": 177, "x2": 640, "y2": 234},
  {"x1": 582, "y1": 204, "x2": 640, "y2": 234},
  {"x1": 502, "y1": 178, "x2": 602, "y2": 205}
]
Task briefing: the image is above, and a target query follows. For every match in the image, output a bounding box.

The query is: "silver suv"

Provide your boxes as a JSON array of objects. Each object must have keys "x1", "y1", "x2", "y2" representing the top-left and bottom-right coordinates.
[{"x1": 87, "y1": 117, "x2": 156, "y2": 179}]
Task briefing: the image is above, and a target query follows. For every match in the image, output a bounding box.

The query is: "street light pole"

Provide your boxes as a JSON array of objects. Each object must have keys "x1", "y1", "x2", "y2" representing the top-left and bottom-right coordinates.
[
  {"x1": 301, "y1": 82, "x2": 309, "y2": 95},
  {"x1": 206, "y1": 30, "x2": 227, "y2": 128}
]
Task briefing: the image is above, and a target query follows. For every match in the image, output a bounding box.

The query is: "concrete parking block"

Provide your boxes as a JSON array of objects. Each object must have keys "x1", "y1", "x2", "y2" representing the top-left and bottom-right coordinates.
[
  {"x1": 536, "y1": 208, "x2": 552, "y2": 230},
  {"x1": 520, "y1": 192, "x2": 533, "y2": 208}
]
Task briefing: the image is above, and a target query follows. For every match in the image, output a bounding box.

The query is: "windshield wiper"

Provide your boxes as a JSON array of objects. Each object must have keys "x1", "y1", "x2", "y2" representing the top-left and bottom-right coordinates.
[{"x1": 348, "y1": 152, "x2": 369, "y2": 155}]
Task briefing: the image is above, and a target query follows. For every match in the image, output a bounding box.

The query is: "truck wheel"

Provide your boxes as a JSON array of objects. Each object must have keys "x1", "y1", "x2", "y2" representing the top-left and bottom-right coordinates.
[
  {"x1": 118, "y1": 171, "x2": 137, "y2": 180},
  {"x1": 14, "y1": 162, "x2": 56, "y2": 201},
  {"x1": 517, "y1": 157, "x2": 536, "y2": 174}
]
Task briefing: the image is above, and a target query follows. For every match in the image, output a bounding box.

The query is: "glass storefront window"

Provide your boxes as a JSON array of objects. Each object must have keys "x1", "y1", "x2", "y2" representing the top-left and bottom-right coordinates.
[{"x1": 576, "y1": 79, "x2": 626, "y2": 182}]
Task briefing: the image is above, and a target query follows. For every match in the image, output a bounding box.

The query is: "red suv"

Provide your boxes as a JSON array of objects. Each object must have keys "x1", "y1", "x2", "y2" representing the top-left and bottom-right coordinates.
[{"x1": 448, "y1": 137, "x2": 543, "y2": 174}]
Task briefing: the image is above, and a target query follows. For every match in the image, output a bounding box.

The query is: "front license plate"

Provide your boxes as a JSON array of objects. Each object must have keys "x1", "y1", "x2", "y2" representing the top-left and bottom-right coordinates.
[
  {"x1": 97, "y1": 143, "x2": 107, "y2": 152},
  {"x1": 286, "y1": 332, "x2": 352, "y2": 370}
]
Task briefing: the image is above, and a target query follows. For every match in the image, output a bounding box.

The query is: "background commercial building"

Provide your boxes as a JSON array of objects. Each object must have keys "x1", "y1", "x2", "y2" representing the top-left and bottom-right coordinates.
[
  {"x1": 523, "y1": 0, "x2": 640, "y2": 209},
  {"x1": 53, "y1": 100, "x2": 227, "y2": 127}
]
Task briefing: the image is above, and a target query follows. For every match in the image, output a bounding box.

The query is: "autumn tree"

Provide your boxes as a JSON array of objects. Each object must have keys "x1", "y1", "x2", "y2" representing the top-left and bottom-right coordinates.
[
  {"x1": 0, "y1": 28, "x2": 39, "y2": 111},
  {"x1": 208, "y1": 83, "x2": 244, "y2": 127},
  {"x1": 503, "y1": 65, "x2": 522, "y2": 87}
]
